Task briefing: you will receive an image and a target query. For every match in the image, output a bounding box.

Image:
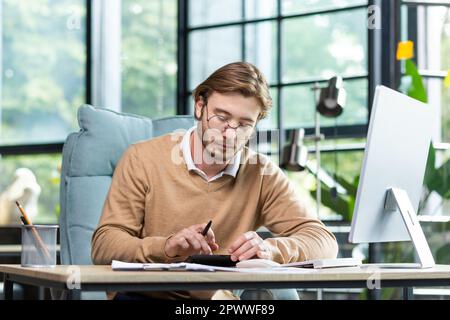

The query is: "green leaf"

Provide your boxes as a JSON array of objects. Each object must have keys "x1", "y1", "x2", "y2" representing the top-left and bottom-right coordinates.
[
  {"x1": 348, "y1": 196, "x2": 356, "y2": 221},
  {"x1": 334, "y1": 174, "x2": 358, "y2": 198},
  {"x1": 404, "y1": 59, "x2": 428, "y2": 103},
  {"x1": 431, "y1": 159, "x2": 450, "y2": 198},
  {"x1": 424, "y1": 142, "x2": 437, "y2": 188},
  {"x1": 436, "y1": 243, "x2": 450, "y2": 264},
  {"x1": 311, "y1": 184, "x2": 352, "y2": 221},
  {"x1": 352, "y1": 175, "x2": 360, "y2": 189},
  {"x1": 423, "y1": 142, "x2": 450, "y2": 199}
]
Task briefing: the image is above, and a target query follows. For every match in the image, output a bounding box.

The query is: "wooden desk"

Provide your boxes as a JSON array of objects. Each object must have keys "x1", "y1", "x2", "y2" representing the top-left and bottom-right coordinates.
[{"x1": 1, "y1": 264, "x2": 450, "y2": 300}]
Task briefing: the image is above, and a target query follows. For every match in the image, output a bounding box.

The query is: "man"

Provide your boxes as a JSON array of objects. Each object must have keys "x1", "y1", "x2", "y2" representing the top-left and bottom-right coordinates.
[{"x1": 91, "y1": 62, "x2": 338, "y2": 300}]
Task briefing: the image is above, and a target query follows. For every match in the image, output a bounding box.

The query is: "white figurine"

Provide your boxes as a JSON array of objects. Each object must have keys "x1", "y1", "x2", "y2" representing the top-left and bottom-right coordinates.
[{"x1": 0, "y1": 168, "x2": 41, "y2": 225}]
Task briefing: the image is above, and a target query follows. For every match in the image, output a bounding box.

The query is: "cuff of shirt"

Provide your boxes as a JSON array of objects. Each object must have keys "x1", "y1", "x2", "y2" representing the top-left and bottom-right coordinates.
[{"x1": 142, "y1": 235, "x2": 186, "y2": 263}]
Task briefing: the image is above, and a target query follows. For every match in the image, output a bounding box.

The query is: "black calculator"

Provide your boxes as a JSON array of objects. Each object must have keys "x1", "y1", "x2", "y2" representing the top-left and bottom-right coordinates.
[{"x1": 185, "y1": 254, "x2": 236, "y2": 267}]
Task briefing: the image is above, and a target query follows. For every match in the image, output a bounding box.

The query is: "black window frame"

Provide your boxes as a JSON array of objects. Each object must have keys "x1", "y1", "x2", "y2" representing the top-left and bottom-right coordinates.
[{"x1": 177, "y1": 0, "x2": 373, "y2": 158}]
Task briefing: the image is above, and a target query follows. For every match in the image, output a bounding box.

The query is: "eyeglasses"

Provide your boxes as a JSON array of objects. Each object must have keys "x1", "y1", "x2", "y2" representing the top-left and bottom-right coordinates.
[{"x1": 205, "y1": 104, "x2": 255, "y2": 136}]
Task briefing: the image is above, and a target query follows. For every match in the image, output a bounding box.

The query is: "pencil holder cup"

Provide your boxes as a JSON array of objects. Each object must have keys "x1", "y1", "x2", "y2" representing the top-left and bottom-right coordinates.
[{"x1": 21, "y1": 225, "x2": 58, "y2": 267}]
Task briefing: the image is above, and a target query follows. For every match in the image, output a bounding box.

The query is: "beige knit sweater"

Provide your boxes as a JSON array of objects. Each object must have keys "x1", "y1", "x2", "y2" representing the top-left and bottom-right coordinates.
[{"x1": 91, "y1": 131, "x2": 338, "y2": 299}]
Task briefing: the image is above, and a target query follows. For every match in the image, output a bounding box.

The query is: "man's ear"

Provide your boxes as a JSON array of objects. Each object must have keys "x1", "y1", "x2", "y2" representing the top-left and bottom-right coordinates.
[{"x1": 194, "y1": 99, "x2": 204, "y2": 120}]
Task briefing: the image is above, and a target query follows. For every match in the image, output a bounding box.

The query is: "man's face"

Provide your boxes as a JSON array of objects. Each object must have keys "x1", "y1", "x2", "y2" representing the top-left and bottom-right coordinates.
[{"x1": 194, "y1": 92, "x2": 260, "y2": 163}]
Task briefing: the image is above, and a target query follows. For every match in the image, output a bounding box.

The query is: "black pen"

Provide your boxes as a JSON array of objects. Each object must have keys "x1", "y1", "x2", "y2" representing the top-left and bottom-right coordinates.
[{"x1": 201, "y1": 220, "x2": 212, "y2": 236}]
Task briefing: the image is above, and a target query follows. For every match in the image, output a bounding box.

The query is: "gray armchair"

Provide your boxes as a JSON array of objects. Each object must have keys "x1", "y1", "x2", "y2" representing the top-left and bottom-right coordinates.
[{"x1": 59, "y1": 105, "x2": 194, "y2": 299}]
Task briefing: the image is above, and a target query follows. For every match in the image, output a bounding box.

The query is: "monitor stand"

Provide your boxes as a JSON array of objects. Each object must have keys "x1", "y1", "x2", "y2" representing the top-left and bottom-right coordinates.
[{"x1": 363, "y1": 188, "x2": 435, "y2": 269}]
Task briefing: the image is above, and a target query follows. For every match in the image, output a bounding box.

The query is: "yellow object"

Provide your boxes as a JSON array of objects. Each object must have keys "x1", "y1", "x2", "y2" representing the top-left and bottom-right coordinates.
[
  {"x1": 445, "y1": 70, "x2": 450, "y2": 88},
  {"x1": 396, "y1": 41, "x2": 414, "y2": 60}
]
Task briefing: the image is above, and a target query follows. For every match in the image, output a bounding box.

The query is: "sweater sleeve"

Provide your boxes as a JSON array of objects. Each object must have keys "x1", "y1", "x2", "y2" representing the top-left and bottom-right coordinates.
[
  {"x1": 258, "y1": 159, "x2": 338, "y2": 264},
  {"x1": 91, "y1": 144, "x2": 174, "y2": 264}
]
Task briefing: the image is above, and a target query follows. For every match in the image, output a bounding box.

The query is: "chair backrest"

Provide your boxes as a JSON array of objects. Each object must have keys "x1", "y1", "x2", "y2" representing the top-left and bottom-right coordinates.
[{"x1": 59, "y1": 104, "x2": 195, "y2": 265}]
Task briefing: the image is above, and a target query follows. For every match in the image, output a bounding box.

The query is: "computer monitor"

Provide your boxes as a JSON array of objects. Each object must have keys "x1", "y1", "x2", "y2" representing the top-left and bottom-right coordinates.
[{"x1": 349, "y1": 85, "x2": 435, "y2": 268}]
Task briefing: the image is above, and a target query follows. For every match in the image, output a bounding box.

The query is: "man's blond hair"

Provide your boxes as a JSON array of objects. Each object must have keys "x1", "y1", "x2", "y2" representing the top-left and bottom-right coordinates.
[{"x1": 193, "y1": 62, "x2": 272, "y2": 120}]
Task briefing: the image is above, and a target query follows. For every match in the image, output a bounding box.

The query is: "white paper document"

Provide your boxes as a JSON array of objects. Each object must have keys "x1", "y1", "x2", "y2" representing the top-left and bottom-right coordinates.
[
  {"x1": 282, "y1": 258, "x2": 362, "y2": 269},
  {"x1": 111, "y1": 260, "x2": 311, "y2": 273},
  {"x1": 111, "y1": 260, "x2": 188, "y2": 271}
]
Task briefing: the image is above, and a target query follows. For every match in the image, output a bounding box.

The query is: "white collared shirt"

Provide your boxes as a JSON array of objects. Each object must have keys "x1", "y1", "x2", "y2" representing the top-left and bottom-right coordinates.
[{"x1": 181, "y1": 126, "x2": 241, "y2": 182}]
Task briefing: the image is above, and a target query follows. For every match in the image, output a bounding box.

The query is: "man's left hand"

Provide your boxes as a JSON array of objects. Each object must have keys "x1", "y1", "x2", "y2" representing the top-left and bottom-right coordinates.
[{"x1": 228, "y1": 231, "x2": 271, "y2": 262}]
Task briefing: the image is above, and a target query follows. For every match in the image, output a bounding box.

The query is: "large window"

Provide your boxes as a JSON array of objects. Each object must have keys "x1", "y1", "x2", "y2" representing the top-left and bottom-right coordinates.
[
  {"x1": 402, "y1": 0, "x2": 450, "y2": 218},
  {"x1": 181, "y1": 0, "x2": 370, "y2": 220},
  {"x1": 0, "y1": 0, "x2": 86, "y2": 224},
  {"x1": 0, "y1": 0, "x2": 447, "y2": 239},
  {"x1": 90, "y1": 0, "x2": 177, "y2": 117},
  {"x1": 1, "y1": 0, "x2": 86, "y2": 145},
  {"x1": 0, "y1": 154, "x2": 61, "y2": 224},
  {"x1": 0, "y1": 0, "x2": 178, "y2": 224},
  {"x1": 121, "y1": 0, "x2": 177, "y2": 117},
  {"x1": 184, "y1": 0, "x2": 369, "y2": 137},
  {"x1": 402, "y1": 1, "x2": 449, "y2": 143}
]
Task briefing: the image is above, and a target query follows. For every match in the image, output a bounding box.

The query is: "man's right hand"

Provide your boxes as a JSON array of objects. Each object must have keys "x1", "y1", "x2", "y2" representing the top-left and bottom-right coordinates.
[{"x1": 164, "y1": 223, "x2": 219, "y2": 258}]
